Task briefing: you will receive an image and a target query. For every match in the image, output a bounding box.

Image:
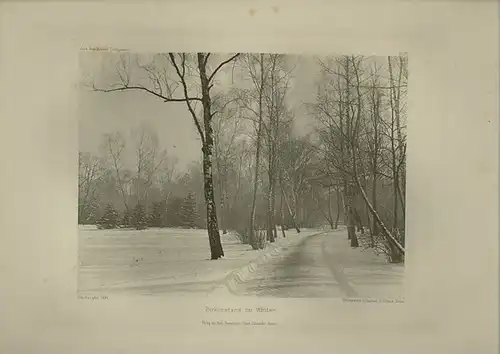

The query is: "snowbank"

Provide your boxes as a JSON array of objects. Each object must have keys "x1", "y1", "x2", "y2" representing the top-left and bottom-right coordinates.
[{"x1": 210, "y1": 228, "x2": 328, "y2": 296}]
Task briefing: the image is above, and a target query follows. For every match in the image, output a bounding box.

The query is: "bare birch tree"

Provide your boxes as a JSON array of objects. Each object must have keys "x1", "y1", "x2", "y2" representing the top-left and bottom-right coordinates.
[
  {"x1": 92, "y1": 52, "x2": 240, "y2": 259},
  {"x1": 262, "y1": 54, "x2": 296, "y2": 242},
  {"x1": 237, "y1": 53, "x2": 269, "y2": 248},
  {"x1": 279, "y1": 135, "x2": 315, "y2": 232}
]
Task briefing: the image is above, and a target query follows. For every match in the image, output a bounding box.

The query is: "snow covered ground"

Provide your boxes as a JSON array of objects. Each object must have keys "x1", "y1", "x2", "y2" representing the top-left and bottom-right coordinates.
[
  {"x1": 78, "y1": 226, "x2": 321, "y2": 297},
  {"x1": 322, "y1": 232, "x2": 405, "y2": 300}
]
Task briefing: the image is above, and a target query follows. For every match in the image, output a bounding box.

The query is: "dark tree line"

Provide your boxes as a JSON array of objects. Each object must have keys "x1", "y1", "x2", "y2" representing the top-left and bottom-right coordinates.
[
  {"x1": 84, "y1": 185, "x2": 202, "y2": 232},
  {"x1": 79, "y1": 129, "x2": 204, "y2": 231}
]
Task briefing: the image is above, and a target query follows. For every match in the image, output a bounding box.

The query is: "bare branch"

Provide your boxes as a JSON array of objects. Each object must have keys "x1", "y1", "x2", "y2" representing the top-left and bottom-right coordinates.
[
  {"x1": 93, "y1": 84, "x2": 202, "y2": 103},
  {"x1": 208, "y1": 53, "x2": 241, "y2": 83},
  {"x1": 204, "y1": 53, "x2": 211, "y2": 67},
  {"x1": 168, "y1": 53, "x2": 206, "y2": 144}
]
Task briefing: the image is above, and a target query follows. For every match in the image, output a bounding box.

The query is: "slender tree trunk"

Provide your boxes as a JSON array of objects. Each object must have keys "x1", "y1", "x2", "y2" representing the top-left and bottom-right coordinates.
[
  {"x1": 312, "y1": 185, "x2": 334, "y2": 229},
  {"x1": 249, "y1": 53, "x2": 265, "y2": 248},
  {"x1": 389, "y1": 93, "x2": 399, "y2": 231},
  {"x1": 370, "y1": 83, "x2": 381, "y2": 244},
  {"x1": 370, "y1": 175, "x2": 377, "y2": 247},
  {"x1": 198, "y1": 54, "x2": 224, "y2": 259},
  {"x1": 400, "y1": 155, "x2": 406, "y2": 210},
  {"x1": 338, "y1": 60, "x2": 351, "y2": 240},
  {"x1": 354, "y1": 173, "x2": 404, "y2": 260},
  {"x1": 370, "y1": 167, "x2": 378, "y2": 238},
  {"x1": 345, "y1": 56, "x2": 359, "y2": 248},
  {"x1": 388, "y1": 55, "x2": 404, "y2": 232},
  {"x1": 266, "y1": 55, "x2": 280, "y2": 243},
  {"x1": 272, "y1": 185, "x2": 278, "y2": 240},
  {"x1": 266, "y1": 173, "x2": 276, "y2": 242},
  {"x1": 351, "y1": 128, "x2": 404, "y2": 258},
  {"x1": 297, "y1": 198, "x2": 302, "y2": 228},
  {"x1": 363, "y1": 175, "x2": 370, "y2": 233},
  {"x1": 335, "y1": 187, "x2": 341, "y2": 229},
  {"x1": 249, "y1": 161, "x2": 261, "y2": 246},
  {"x1": 280, "y1": 188, "x2": 286, "y2": 237},
  {"x1": 341, "y1": 185, "x2": 348, "y2": 230},
  {"x1": 272, "y1": 104, "x2": 279, "y2": 241},
  {"x1": 266, "y1": 160, "x2": 277, "y2": 241},
  {"x1": 282, "y1": 188, "x2": 300, "y2": 233},
  {"x1": 267, "y1": 138, "x2": 274, "y2": 242},
  {"x1": 346, "y1": 181, "x2": 358, "y2": 247},
  {"x1": 327, "y1": 186, "x2": 334, "y2": 229},
  {"x1": 222, "y1": 186, "x2": 228, "y2": 234},
  {"x1": 396, "y1": 181, "x2": 405, "y2": 229},
  {"x1": 393, "y1": 174, "x2": 398, "y2": 230},
  {"x1": 344, "y1": 179, "x2": 354, "y2": 240},
  {"x1": 353, "y1": 207, "x2": 364, "y2": 234}
]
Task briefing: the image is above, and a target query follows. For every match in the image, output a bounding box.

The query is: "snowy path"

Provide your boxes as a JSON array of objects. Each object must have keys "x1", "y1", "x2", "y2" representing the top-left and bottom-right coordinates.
[{"x1": 228, "y1": 229, "x2": 405, "y2": 299}]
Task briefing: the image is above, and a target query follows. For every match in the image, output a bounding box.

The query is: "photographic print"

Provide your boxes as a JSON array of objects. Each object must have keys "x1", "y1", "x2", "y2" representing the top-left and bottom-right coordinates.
[
  {"x1": 3, "y1": 1, "x2": 499, "y2": 353},
  {"x1": 78, "y1": 52, "x2": 407, "y2": 300}
]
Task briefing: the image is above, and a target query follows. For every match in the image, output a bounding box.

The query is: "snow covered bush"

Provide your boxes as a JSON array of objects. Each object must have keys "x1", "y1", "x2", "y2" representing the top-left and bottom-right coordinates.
[
  {"x1": 179, "y1": 191, "x2": 199, "y2": 229},
  {"x1": 96, "y1": 203, "x2": 119, "y2": 229},
  {"x1": 131, "y1": 203, "x2": 148, "y2": 230}
]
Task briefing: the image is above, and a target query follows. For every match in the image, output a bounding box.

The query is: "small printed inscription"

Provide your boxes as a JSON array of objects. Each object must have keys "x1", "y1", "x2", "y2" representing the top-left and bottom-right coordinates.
[
  {"x1": 80, "y1": 46, "x2": 128, "y2": 52},
  {"x1": 205, "y1": 306, "x2": 276, "y2": 313},
  {"x1": 202, "y1": 320, "x2": 277, "y2": 326},
  {"x1": 203, "y1": 306, "x2": 277, "y2": 326},
  {"x1": 78, "y1": 295, "x2": 108, "y2": 300},
  {"x1": 342, "y1": 298, "x2": 403, "y2": 303}
]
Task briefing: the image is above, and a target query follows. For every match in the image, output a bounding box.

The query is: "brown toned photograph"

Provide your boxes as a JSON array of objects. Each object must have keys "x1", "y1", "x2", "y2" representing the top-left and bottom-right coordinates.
[{"x1": 78, "y1": 52, "x2": 407, "y2": 300}]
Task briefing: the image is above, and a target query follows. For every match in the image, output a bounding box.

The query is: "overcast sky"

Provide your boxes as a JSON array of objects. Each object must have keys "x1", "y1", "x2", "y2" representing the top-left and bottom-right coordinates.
[{"x1": 78, "y1": 53, "x2": 322, "y2": 171}]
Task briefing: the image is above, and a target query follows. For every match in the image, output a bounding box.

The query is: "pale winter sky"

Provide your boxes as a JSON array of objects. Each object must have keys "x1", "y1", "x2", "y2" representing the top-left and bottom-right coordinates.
[{"x1": 78, "y1": 52, "x2": 322, "y2": 171}]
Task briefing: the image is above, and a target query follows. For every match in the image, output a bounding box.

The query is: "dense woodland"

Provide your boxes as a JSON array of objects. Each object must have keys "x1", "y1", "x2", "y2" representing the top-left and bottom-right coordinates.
[{"x1": 79, "y1": 53, "x2": 407, "y2": 262}]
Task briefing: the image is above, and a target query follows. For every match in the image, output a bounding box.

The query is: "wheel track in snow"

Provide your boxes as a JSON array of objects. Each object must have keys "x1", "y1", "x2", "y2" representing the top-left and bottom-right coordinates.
[{"x1": 211, "y1": 229, "x2": 350, "y2": 297}]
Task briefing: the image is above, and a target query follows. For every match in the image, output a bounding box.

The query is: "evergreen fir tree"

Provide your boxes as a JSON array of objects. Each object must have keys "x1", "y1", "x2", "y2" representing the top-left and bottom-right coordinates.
[
  {"x1": 148, "y1": 201, "x2": 165, "y2": 228},
  {"x1": 132, "y1": 203, "x2": 148, "y2": 230},
  {"x1": 166, "y1": 196, "x2": 183, "y2": 227},
  {"x1": 97, "y1": 203, "x2": 119, "y2": 229},
  {"x1": 121, "y1": 208, "x2": 133, "y2": 228},
  {"x1": 179, "y1": 191, "x2": 199, "y2": 229}
]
